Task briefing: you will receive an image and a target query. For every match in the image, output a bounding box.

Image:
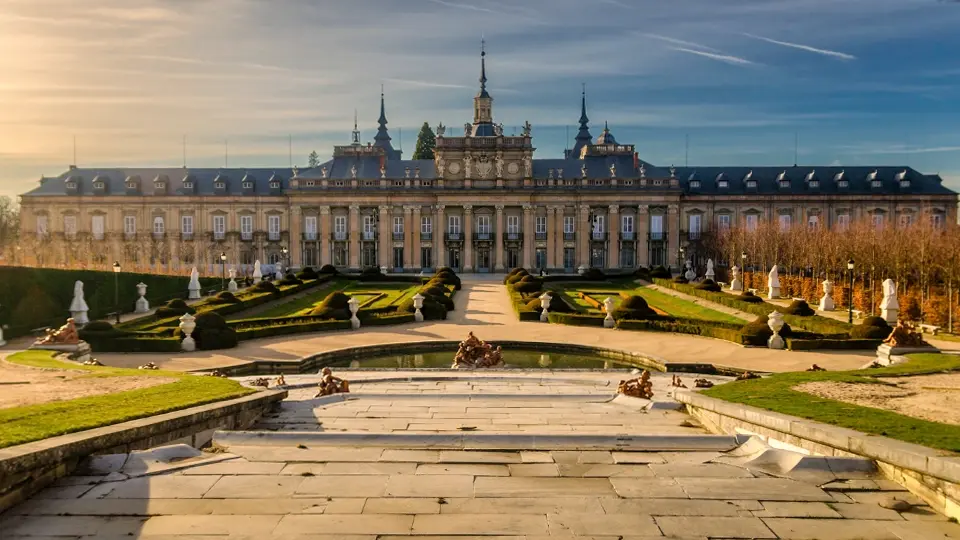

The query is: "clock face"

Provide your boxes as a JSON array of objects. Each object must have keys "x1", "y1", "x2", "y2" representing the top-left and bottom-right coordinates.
[
  {"x1": 507, "y1": 162, "x2": 520, "y2": 174},
  {"x1": 448, "y1": 162, "x2": 462, "y2": 174}
]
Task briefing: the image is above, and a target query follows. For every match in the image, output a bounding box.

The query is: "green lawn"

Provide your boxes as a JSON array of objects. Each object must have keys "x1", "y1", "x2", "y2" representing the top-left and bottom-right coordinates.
[
  {"x1": 1, "y1": 351, "x2": 254, "y2": 449},
  {"x1": 243, "y1": 279, "x2": 422, "y2": 318},
  {"x1": 632, "y1": 286, "x2": 745, "y2": 324},
  {"x1": 702, "y1": 353, "x2": 960, "y2": 451}
]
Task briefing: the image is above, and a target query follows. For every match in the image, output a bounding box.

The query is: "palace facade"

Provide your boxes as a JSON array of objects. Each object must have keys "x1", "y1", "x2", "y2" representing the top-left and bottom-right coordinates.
[{"x1": 18, "y1": 49, "x2": 959, "y2": 274}]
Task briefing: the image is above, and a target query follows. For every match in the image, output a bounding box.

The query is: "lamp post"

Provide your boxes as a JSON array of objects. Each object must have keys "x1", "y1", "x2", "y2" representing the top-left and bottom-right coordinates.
[
  {"x1": 219, "y1": 252, "x2": 227, "y2": 290},
  {"x1": 741, "y1": 251, "x2": 748, "y2": 289},
  {"x1": 112, "y1": 261, "x2": 121, "y2": 323},
  {"x1": 281, "y1": 246, "x2": 289, "y2": 273},
  {"x1": 678, "y1": 247, "x2": 685, "y2": 273},
  {"x1": 847, "y1": 259, "x2": 855, "y2": 324}
]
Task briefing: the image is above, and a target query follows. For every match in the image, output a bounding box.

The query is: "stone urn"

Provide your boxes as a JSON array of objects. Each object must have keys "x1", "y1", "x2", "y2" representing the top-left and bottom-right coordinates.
[
  {"x1": 348, "y1": 297, "x2": 361, "y2": 330},
  {"x1": 135, "y1": 282, "x2": 150, "y2": 314},
  {"x1": 539, "y1": 292, "x2": 552, "y2": 322},
  {"x1": 227, "y1": 266, "x2": 238, "y2": 293},
  {"x1": 179, "y1": 313, "x2": 197, "y2": 352},
  {"x1": 380, "y1": 265, "x2": 388, "y2": 275},
  {"x1": 412, "y1": 293, "x2": 425, "y2": 322},
  {"x1": 684, "y1": 261, "x2": 696, "y2": 282},
  {"x1": 275, "y1": 264, "x2": 283, "y2": 281},
  {"x1": 819, "y1": 279, "x2": 835, "y2": 311},
  {"x1": 577, "y1": 265, "x2": 588, "y2": 276},
  {"x1": 603, "y1": 297, "x2": 616, "y2": 328},
  {"x1": 767, "y1": 310, "x2": 785, "y2": 350},
  {"x1": 729, "y1": 265, "x2": 742, "y2": 291}
]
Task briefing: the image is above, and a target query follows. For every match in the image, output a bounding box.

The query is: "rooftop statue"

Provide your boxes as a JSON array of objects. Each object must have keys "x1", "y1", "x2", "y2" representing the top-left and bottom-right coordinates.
[
  {"x1": 522, "y1": 121, "x2": 532, "y2": 137},
  {"x1": 453, "y1": 332, "x2": 504, "y2": 368},
  {"x1": 436, "y1": 123, "x2": 445, "y2": 137}
]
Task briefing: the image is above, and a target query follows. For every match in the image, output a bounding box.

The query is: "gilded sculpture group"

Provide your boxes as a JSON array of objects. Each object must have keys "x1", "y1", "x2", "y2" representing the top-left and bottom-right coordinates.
[{"x1": 453, "y1": 332, "x2": 504, "y2": 369}]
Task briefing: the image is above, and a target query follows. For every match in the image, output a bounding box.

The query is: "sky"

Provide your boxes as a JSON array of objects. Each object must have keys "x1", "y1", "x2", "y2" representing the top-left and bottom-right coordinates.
[{"x1": 1, "y1": 0, "x2": 960, "y2": 200}]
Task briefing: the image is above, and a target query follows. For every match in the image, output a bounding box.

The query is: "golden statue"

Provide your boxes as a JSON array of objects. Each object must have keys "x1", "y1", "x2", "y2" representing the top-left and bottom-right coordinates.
[
  {"x1": 883, "y1": 319, "x2": 927, "y2": 348},
  {"x1": 618, "y1": 370, "x2": 654, "y2": 399},
  {"x1": 317, "y1": 367, "x2": 350, "y2": 396},
  {"x1": 35, "y1": 318, "x2": 80, "y2": 345},
  {"x1": 452, "y1": 332, "x2": 504, "y2": 368}
]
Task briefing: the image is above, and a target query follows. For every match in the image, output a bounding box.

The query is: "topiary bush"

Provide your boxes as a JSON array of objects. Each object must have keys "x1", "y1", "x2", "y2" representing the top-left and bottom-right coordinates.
[
  {"x1": 650, "y1": 266, "x2": 671, "y2": 279},
  {"x1": 850, "y1": 316, "x2": 891, "y2": 339},
  {"x1": 611, "y1": 295, "x2": 658, "y2": 321},
  {"x1": 513, "y1": 276, "x2": 543, "y2": 294},
  {"x1": 432, "y1": 271, "x2": 461, "y2": 290},
  {"x1": 419, "y1": 285, "x2": 454, "y2": 310},
  {"x1": 155, "y1": 298, "x2": 195, "y2": 319},
  {"x1": 319, "y1": 264, "x2": 338, "y2": 275},
  {"x1": 190, "y1": 312, "x2": 238, "y2": 350},
  {"x1": 672, "y1": 276, "x2": 689, "y2": 284},
  {"x1": 739, "y1": 291, "x2": 764, "y2": 304},
  {"x1": 504, "y1": 267, "x2": 529, "y2": 284},
  {"x1": 505, "y1": 273, "x2": 527, "y2": 285},
  {"x1": 695, "y1": 279, "x2": 722, "y2": 293},
  {"x1": 82, "y1": 320, "x2": 114, "y2": 332},
  {"x1": 296, "y1": 266, "x2": 319, "y2": 280},
  {"x1": 525, "y1": 294, "x2": 574, "y2": 314},
  {"x1": 252, "y1": 280, "x2": 280, "y2": 294},
  {"x1": 633, "y1": 267, "x2": 651, "y2": 280},
  {"x1": 582, "y1": 267, "x2": 606, "y2": 281},
  {"x1": 278, "y1": 273, "x2": 303, "y2": 286},
  {"x1": 210, "y1": 291, "x2": 241, "y2": 304},
  {"x1": 308, "y1": 291, "x2": 352, "y2": 320},
  {"x1": 739, "y1": 314, "x2": 793, "y2": 346},
  {"x1": 783, "y1": 299, "x2": 815, "y2": 316}
]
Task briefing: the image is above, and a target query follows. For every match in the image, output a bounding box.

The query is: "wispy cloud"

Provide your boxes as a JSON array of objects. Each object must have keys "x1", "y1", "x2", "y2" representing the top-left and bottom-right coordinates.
[
  {"x1": 743, "y1": 33, "x2": 856, "y2": 60},
  {"x1": 424, "y1": 0, "x2": 499, "y2": 14},
  {"x1": 383, "y1": 78, "x2": 471, "y2": 90},
  {"x1": 672, "y1": 47, "x2": 754, "y2": 66},
  {"x1": 641, "y1": 34, "x2": 721, "y2": 54},
  {"x1": 596, "y1": 0, "x2": 634, "y2": 9},
  {"x1": 860, "y1": 145, "x2": 960, "y2": 155}
]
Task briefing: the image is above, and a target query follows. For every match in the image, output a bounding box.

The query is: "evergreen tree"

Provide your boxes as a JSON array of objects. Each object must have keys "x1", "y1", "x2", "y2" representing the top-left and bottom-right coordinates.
[
  {"x1": 412, "y1": 122, "x2": 436, "y2": 160},
  {"x1": 308, "y1": 150, "x2": 319, "y2": 168}
]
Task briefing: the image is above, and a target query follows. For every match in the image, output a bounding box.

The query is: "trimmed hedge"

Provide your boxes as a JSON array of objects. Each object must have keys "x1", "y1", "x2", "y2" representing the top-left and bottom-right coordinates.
[
  {"x1": 525, "y1": 294, "x2": 574, "y2": 314},
  {"x1": 695, "y1": 279, "x2": 722, "y2": 293},
  {"x1": 252, "y1": 280, "x2": 280, "y2": 294},
  {"x1": 398, "y1": 295, "x2": 447, "y2": 320},
  {"x1": 786, "y1": 338, "x2": 883, "y2": 351},
  {"x1": 309, "y1": 291, "x2": 352, "y2": 320},
  {"x1": 784, "y1": 299, "x2": 815, "y2": 316},
  {"x1": 235, "y1": 318, "x2": 351, "y2": 340},
  {"x1": 319, "y1": 264, "x2": 338, "y2": 274},
  {"x1": 649, "y1": 266, "x2": 671, "y2": 279},
  {"x1": 739, "y1": 314, "x2": 793, "y2": 347},
  {"x1": 617, "y1": 319, "x2": 745, "y2": 344},
  {"x1": 296, "y1": 267, "x2": 319, "y2": 280},
  {"x1": 155, "y1": 298, "x2": 195, "y2": 319},
  {"x1": 739, "y1": 291, "x2": 764, "y2": 303},
  {"x1": 546, "y1": 312, "x2": 606, "y2": 327},
  {"x1": 210, "y1": 291, "x2": 241, "y2": 304},
  {"x1": 612, "y1": 295, "x2": 658, "y2": 321},
  {"x1": 79, "y1": 322, "x2": 182, "y2": 353},
  {"x1": 850, "y1": 316, "x2": 892, "y2": 340},
  {"x1": 0, "y1": 266, "x2": 217, "y2": 338},
  {"x1": 190, "y1": 312, "x2": 238, "y2": 350}
]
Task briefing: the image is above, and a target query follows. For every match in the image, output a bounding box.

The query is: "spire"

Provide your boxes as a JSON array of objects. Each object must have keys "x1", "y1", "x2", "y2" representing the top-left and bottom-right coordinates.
[
  {"x1": 373, "y1": 86, "x2": 400, "y2": 159},
  {"x1": 570, "y1": 84, "x2": 593, "y2": 158},
  {"x1": 351, "y1": 109, "x2": 360, "y2": 145},
  {"x1": 477, "y1": 37, "x2": 490, "y2": 99}
]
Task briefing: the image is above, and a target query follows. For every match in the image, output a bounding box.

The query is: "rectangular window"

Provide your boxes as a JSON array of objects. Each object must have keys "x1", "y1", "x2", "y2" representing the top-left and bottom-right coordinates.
[
  {"x1": 933, "y1": 214, "x2": 944, "y2": 229},
  {"x1": 808, "y1": 215, "x2": 820, "y2": 229},
  {"x1": 448, "y1": 215, "x2": 461, "y2": 234},
  {"x1": 153, "y1": 216, "x2": 164, "y2": 234},
  {"x1": 421, "y1": 216, "x2": 432, "y2": 234},
  {"x1": 872, "y1": 213, "x2": 884, "y2": 230},
  {"x1": 563, "y1": 248, "x2": 576, "y2": 270},
  {"x1": 717, "y1": 214, "x2": 731, "y2": 230},
  {"x1": 535, "y1": 249, "x2": 547, "y2": 269},
  {"x1": 507, "y1": 215, "x2": 520, "y2": 234},
  {"x1": 563, "y1": 216, "x2": 575, "y2": 234},
  {"x1": 650, "y1": 215, "x2": 664, "y2": 234},
  {"x1": 124, "y1": 215, "x2": 136, "y2": 235},
  {"x1": 535, "y1": 216, "x2": 546, "y2": 234},
  {"x1": 477, "y1": 215, "x2": 491, "y2": 234},
  {"x1": 240, "y1": 215, "x2": 253, "y2": 239},
  {"x1": 181, "y1": 215, "x2": 193, "y2": 235},
  {"x1": 619, "y1": 247, "x2": 635, "y2": 268},
  {"x1": 421, "y1": 247, "x2": 433, "y2": 269},
  {"x1": 592, "y1": 214, "x2": 605, "y2": 233},
  {"x1": 268, "y1": 215, "x2": 281, "y2": 236},
  {"x1": 363, "y1": 215, "x2": 376, "y2": 236},
  {"x1": 92, "y1": 215, "x2": 105, "y2": 238},
  {"x1": 837, "y1": 214, "x2": 850, "y2": 230},
  {"x1": 393, "y1": 247, "x2": 404, "y2": 269},
  {"x1": 213, "y1": 215, "x2": 225, "y2": 239},
  {"x1": 621, "y1": 215, "x2": 634, "y2": 234},
  {"x1": 393, "y1": 216, "x2": 404, "y2": 234},
  {"x1": 745, "y1": 214, "x2": 759, "y2": 232},
  {"x1": 36, "y1": 215, "x2": 48, "y2": 235},
  {"x1": 688, "y1": 214, "x2": 702, "y2": 233},
  {"x1": 305, "y1": 216, "x2": 318, "y2": 240},
  {"x1": 335, "y1": 215, "x2": 347, "y2": 234},
  {"x1": 899, "y1": 214, "x2": 913, "y2": 228},
  {"x1": 778, "y1": 214, "x2": 791, "y2": 232},
  {"x1": 63, "y1": 215, "x2": 77, "y2": 236}
]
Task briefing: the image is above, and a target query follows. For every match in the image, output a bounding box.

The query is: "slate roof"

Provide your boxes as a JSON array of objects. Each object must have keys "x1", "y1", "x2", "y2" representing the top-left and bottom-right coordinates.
[{"x1": 26, "y1": 168, "x2": 293, "y2": 196}]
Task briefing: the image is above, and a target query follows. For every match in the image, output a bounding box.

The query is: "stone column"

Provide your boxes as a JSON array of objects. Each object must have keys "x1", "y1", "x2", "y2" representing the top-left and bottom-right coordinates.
[
  {"x1": 320, "y1": 206, "x2": 331, "y2": 266},
  {"x1": 436, "y1": 204, "x2": 445, "y2": 268},
  {"x1": 379, "y1": 205, "x2": 391, "y2": 269},
  {"x1": 523, "y1": 204, "x2": 534, "y2": 269},
  {"x1": 348, "y1": 204, "x2": 360, "y2": 270},
  {"x1": 637, "y1": 205, "x2": 650, "y2": 268},
  {"x1": 607, "y1": 204, "x2": 619, "y2": 270},
  {"x1": 290, "y1": 206, "x2": 303, "y2": 269},
  {"x1": 494, "y1": 205, "x2": 505, "y2": 271},
  {"x1": 546, "y1": 206, "x2": 556, "y2": 269},
  {"x1": 668, "y1": 204, "x2": 681, "y2": 270},
  {"x1": 403, "y1": 206, "x2": 413, "y2": 269},
  {"x1": 463, "y1": 204, "x2": 474, "y2": 272},
  {"x1": 577, "y1": 204, "x2": 590, "y2": 267},
  {"x1": 554, "y1": 206, "x2": 564, "y2": 271}
]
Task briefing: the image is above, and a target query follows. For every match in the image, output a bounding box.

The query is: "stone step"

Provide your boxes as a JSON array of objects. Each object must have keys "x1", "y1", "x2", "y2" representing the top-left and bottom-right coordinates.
[{"x1": 213, "y1": 430, "x2": 747, "y2": 451}]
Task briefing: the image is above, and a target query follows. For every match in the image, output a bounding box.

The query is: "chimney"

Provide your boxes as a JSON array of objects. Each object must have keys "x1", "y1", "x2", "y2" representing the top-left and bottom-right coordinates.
[{"x1": 633, "y1": 152, "x2": 639, "y2": 171}]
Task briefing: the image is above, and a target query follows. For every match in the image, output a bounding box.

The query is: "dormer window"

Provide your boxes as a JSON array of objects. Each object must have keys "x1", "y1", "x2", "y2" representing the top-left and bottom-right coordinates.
[
  {"x1": 66, "y1": 180, "x2": 77, "y2": 189},
  {"x1": 896, "y1": 170, "x2": 909, "y2": 188},
  {"x1": 716, "y1": 173, "x2": 728, "y2": 189},
  {"x1": 689, "y1": 180, "x2": 700, "y2": 189},
  {"x1": 215, "y1": 181, "x2": 225, "y2": 189},
  {"x1": 805, "y1": 170, "x2": 818, "y2": 189},
  {"x1": 126, "y1": 181, "x2": 137, "y2": 189},
  {"x1": 868, "y1": 170, "x2": 881, "y2": 188},
  {"x1": 242, "y1": 181, "x2": 254, "y2": 189},
  {"x1": 743, "y1": 170, "x2": 756, "y2": 189},
  {"x1": 777, "y1": 171, "x2": 790, "y2": 189},
  {"x1": 184, "y1": 181, "x2": 194, "y2": 189},
  {"x1": 269, "y1": 181, "x2": 280, "y2": 189}
]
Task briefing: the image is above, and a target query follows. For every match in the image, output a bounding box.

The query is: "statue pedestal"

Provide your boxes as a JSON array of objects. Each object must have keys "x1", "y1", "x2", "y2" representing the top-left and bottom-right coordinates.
[
  {"x1": 875, "y1": 343, "x2": 939, "y2": 366},
  {"x1": 819, "y1": 295, "x2": 834, "y2": 311},
  {"x1": 730, "y1": 278, "x2": 742, "y2": 292},
  {"x1": 188, "y1": 288, "x2": 201, "y2": 300},
  {"x1": 228, "y1": 279, "x2": 238, "y2": 293},
  {"x1": 881, "y1": 308, "x2": 899, "y2": 325},
  {"x1": 30, "y1": 341, "x2": 92, "y2": 363},
  {"x1": 135, "y1": 297, "x2": 150, "y2": 314},
  {"x1": 768, "y1": 287, "x2": 780, "y2": 300}
]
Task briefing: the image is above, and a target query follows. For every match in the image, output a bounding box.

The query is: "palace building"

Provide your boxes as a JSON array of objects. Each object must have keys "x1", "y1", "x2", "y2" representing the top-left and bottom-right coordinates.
[{"x1": 18, "y1": 48, "x2": 959, "y2": 274}]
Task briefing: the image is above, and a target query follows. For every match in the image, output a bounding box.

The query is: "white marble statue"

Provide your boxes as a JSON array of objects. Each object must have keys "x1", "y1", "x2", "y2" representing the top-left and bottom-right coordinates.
[
  {"x1": 436, "y1": 123, "x2": 445, "y2": 137},
  {"x1": 609, "y1": 163, "x2": 617, "y2": 179},
  {"x1": 275, "y1": 264, "x2": 283, "y2": 280},
  {"x1": 437, "y1": 159, "x2": 445, "y2": 178},
  {"x1": 188, "y1": 268, "x2": 202, "y2": 300},
  {"x1": 252, "y1": 260, "x2": 262, "y2": 283},
  {"x1": 463, "y1": 155, "x2": 472, "y2": 178},
  {"x1": 495, "y1": 152, "x2": 504, "y2": 178},
  {"x1": 350, "y1": 164, "x2": 357, "y2": 179},
  {"x1": 523, "y1": 156, "x2": 532, "y2": 177},
  {"x1": 464, "y1": 123, "x2": 471, "y2": 137},
  {"x1": 705, "y1": 259, "x2": 715, "y2": 281},
  {"x1": 767, "y1": 265, "x2": 781, "y2": 299},
  {"x1": 819, "y1": 279, "x2": 835, "y2": 311},
  {"x1": 69, "y1": 280, "x2": 90, "y2": 325},
  {"x1": 729, "y1": 265, "x2": 742, "y2": 291},
  {"x1": 880, "y1": 278, "x2": 900, "y2": 324}
]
